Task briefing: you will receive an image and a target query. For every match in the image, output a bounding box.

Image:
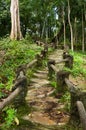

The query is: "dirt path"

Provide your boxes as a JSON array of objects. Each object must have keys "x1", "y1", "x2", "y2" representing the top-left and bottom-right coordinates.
[{"x1": 22, "y1": 49, "x2": 69, "y2": 127}]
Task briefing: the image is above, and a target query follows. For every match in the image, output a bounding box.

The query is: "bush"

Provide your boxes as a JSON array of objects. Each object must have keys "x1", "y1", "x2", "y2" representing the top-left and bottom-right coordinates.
[{"x1": 1, "y1": 107, "x2": 16, "y2": 130}]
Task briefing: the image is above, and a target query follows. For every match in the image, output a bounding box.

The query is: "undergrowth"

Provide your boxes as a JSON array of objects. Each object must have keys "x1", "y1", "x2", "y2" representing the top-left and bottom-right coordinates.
[
  {"x1": 0, "y1": 37, "x2": 43, "y2": 129},
  {"x1": 59, "y1": 92, "x2": 71, "y2": 112},
  {"x1": 1, "y1": 107, "x2": 16, "y2": 130},
  {"x1": 0, "y1": 37, "x2": 42, "y2": 91},
  {"x1": 64, "y1": 51, "x2": 86, "y2": 77}
]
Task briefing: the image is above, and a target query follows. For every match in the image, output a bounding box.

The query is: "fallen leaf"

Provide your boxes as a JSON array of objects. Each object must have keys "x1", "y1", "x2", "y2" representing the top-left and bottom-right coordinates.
[{"x1": 14, "y1": 117, "x2": 19, "y2": 125}]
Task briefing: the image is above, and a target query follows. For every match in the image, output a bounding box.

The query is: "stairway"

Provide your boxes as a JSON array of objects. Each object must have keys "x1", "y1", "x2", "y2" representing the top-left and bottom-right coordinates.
[{"x1": 13, "y1": 50, "x2": 70, "y2": 130}]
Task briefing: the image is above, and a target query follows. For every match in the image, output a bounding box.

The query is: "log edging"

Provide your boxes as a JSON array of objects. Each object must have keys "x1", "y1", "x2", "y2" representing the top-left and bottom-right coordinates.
[{"x1": 47, "y1": 51, "x2": 86, "y2": 128}]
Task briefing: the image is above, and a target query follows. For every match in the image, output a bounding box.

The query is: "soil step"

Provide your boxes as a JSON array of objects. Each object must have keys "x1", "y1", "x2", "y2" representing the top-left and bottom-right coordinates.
[
  {"x1": 26, "y1": 86, "x2": 54, "y2": 101},
  {"x1": 48, "y1": 50, "x2": 63, "y2": 61},
  {"x1": 30, "y1": 78, "x2": 49, "y2": 84},
  {"x1": 33, "y1": 73, "x2": 48, "y2": 79},
  {"x1": 36, "y1": 70, "x2": 48, "y2": 74},
  {"x1": 22, "y1": 112, "x2": 57, "y2": 125},
  {"x1": 30, "y1": 82, "x2": 48, "y2": 88}
]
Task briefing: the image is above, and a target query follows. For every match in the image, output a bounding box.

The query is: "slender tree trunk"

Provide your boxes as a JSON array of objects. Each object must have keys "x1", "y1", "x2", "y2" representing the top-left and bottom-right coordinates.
[
  {"x1": 39, "y1": 22, "x2": 42, "y2": 38},
  {"x1": 84, "y1": 5, "x2": 86, "y2": 46},
  {"x1": 74, "y1": 17, "x2": 77, "y2": 44},
  {"x1": 68, "y1": 0, "x2": 74, "y2": 51},
  {"x1": 62, "y1": 6, "x2": 66, "y2": 48},
  {"x1": 10, "y1": 0, "x2": 23, "y2": 40},
  {"x1": 45, "y1": 19, "x2": 48, "y2": 43},
  {"x1": 82, "y1": 12, "x2": 85, "y2": 52},
  {"x1": 45, "y1": 27, "x2": 48, "y2": 43},
  {"x1": 41, "y1": 17, "x2": 46, "y2": 39}
]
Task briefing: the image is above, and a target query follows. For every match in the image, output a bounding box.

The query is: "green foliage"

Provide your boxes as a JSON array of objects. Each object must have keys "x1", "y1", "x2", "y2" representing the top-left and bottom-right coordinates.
[
  {"x1": 64, "y1": 51, "x2": 86, "y2": 77},
  {"x1": 0, "y1": 0, "x2": 85, "y2": 48},
  {"x1": 0, "y1": 0, "x2": 10, "y2": 37},
  {"x1": 48, "y1": 47, "x2": 53, "y2": 52},
  {"x1": 25, "y1": 34, "x2": 34, "y2": 42},
  {"x1": 1, "y1": 107, "x2": 16, "y2": 130},
  {"x1": 0, "y1": 38, "x2": 42, "y2": 91},
  {"x1": 6, "y1": 76, "x2": 14, "y2": 90},
  {"x1": 0, "y1": 0, "x2": 86, "y2": 48},
  {"x1": 0, "y1": 92, "x2": 5, "y2": 99},
  {"x1": 0, "y1": 83, "x2": 4, "y2": 89},
  {"x1": 50, "y1": 81, "x2": 56, "y2": 88},
  {"x1": 60, "y1": 92, "x2": 71, "y2": 112},
  {"x1": 0, "y1": 83, "x2": 6, "y2": 98},
  {"x1": 26, "y1": 69, "x2": 34, "y2": 82}
]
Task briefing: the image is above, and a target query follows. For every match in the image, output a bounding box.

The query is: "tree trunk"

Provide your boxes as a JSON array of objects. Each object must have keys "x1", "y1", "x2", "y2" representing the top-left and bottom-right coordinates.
[
  {"x1": 82, "y1": 12, "x2": 85, "y2": 52},
  {"x1": 62, "y1": 6, "x2": 66, "y2": 48},
  {"x1": 45, "y1": 19, "x2": 48, "y2": 43},
  {"x1": 10, "y1": 0, "x2": 23, "y2": 40},
  {"x1": 41, "y1": 17, "x2": 46, "y2": 39},
  {"x1": 68, "y1": 0, "x2": 74, "y2": 51},
  {"x1": 74, "y1": 17, "x2": 77, "y2": 46}
]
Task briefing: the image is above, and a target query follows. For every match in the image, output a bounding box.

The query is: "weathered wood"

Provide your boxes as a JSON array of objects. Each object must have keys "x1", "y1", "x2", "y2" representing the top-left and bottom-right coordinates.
[
  {"x1": 65, "y1": 78, "x2": 86, "y2": 124},
  {"x1": 71, "y1": 92, "x2": 86, "y2": 123},
  {"x1": 15, "y1": 65, "x2": 26, "y2": 77},
  {"x1": 76, "y1": 101, "x2": 86, "y2": 130},
  {"x1": 36, "y1": 41, "x2": 45, "y2": 46},
  {"x1": 56, "y1": 71, "x2": 70, "y2": 93},
  {"x1": 50, "y1": 64, "x2": 58, "y2": 73},
  {"x1": 12, "y1": 76, "x2": 27, "y2": 91},
  {"x1": 36, "y1": 54, "x2": 43, "y2": 67},
  {"x1": 0, "y1": 86, "x2": 22, "y2": 110},
  {"x1": 65, "y1": 78, "x2": 80, "y2": 120},
  {"x1": 26, "y1": 59, "x2": 37, "y2": 69},
  {"x1": 0, "y1": 68, "x2": 27, "y2": 110},
  {"x1": 47, "y1": 60, "x2": 55, "y2": 79},
  {"x1": 41, "y1": 50, "x2": 47, "y2": 58},
  {"x1": 65, "y1": 78, "x2": 79, "y2": 93},
  {"x1": 13, "y1": 66, "x2": 27, "y2": 87},
  {"x1": 13, "y1": 68, "x2": 27, "y2": 105},
  {"x1": 63, "y1": 52, "x2": 73, "y2": 68},
  {"x1": 16, "y1": 59, "x2": 37, "y2": 71}
]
